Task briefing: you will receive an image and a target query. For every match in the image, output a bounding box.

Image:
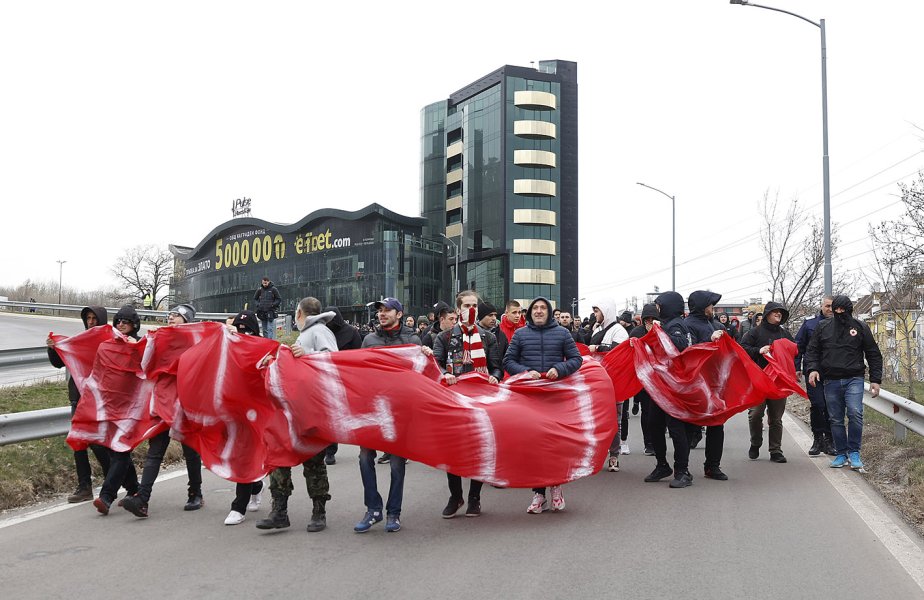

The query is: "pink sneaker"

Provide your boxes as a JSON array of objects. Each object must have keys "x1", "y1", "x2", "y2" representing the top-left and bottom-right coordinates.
[
  {"x1": 550, "y1": 486, "x2": 566, "y2": 512},
  {"x1": 527, "y1": 493, "x2": 547, "y2": 514}
]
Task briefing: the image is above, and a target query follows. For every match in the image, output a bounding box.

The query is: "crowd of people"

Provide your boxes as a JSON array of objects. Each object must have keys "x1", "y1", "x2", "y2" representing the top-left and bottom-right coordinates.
[{"x1": 45, "y1": 279, "x2": 883, "y2": 534}]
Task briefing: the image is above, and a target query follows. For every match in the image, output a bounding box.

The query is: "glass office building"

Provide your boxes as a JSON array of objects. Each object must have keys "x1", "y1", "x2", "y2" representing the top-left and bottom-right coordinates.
[
  {"x1": 169, "y1": 204, "x2": 443, "y2": 323},
  {"x1": 421, "y1": 60, "x2": 578, "y2": 310}
]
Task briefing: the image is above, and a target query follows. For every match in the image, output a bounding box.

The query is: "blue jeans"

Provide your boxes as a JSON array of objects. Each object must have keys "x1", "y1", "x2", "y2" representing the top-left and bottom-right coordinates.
[
  {"x1": 358, "y1": 448, "x2": 405, "y2": 517},
  {"x1": 260, "y1": 318, "x2": 276, "y2": 340},
  {"x1": 824, "y1": 377, "x2": 864, "y2": 454}
]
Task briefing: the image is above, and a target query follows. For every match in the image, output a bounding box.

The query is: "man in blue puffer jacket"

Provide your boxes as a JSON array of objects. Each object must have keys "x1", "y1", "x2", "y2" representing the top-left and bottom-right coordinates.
[{"x1": 503, "y1": 296, "x2": 582, "y2": 515}]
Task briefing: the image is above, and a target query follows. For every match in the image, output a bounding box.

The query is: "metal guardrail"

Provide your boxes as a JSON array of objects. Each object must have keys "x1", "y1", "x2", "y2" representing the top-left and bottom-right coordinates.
[
  {"x1": 0, "y1": 406, "x2": 71, "y2": 445},
  {"x1": 0, "y1": 300, "x2": 235, "y2": 321},
  {"x1": 0, "y1": 347, "x2": 48, "y2": 368},
  {"x1": 864, "y1": 382, "x2": 924, "y2": 441}
]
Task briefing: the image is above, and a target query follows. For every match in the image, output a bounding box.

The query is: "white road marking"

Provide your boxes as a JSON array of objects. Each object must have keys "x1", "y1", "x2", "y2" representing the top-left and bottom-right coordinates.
[
  {"x1": 783, "y1": 411, "x2": 924, "y2": 591},
  {"x1": 0, "y1": 469, "x2": 186, "y2": 530}
]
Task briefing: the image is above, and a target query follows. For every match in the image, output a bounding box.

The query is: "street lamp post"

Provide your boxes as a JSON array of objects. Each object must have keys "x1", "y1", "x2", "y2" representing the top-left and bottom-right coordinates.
[
  {"x1": 730, "y1": 0, "x2": 832, "y2": 296},
  {"x1": 56, "y1": 259, "x2": 66, "y2": 315},
  {"x1": 439, "y1": 233, "x2": 460, "y2": 298},
  {"x1": 636, "y1": 183, "x2": 676, "y2": 290}
]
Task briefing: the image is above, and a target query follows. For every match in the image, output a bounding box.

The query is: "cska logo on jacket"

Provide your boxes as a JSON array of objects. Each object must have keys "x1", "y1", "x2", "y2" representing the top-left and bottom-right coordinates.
[{"x1": 849, "y1": 328, "x2": 858, "y2": 336}]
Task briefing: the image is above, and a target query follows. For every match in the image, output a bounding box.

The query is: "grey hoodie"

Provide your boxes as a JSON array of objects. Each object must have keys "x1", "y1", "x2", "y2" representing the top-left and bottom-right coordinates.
[{"x1": 296, "y1": 311, "x2": 338, "y2": 354}]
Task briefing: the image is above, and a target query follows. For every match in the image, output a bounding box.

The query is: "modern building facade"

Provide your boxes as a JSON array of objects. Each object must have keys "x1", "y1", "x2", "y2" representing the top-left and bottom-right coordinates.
[
  {"x1": 169, "y1": 204, "x2": 443, "y2": 323},
  {"x1": 421, "y1": 59, "x2": 578, "y2": 310}
]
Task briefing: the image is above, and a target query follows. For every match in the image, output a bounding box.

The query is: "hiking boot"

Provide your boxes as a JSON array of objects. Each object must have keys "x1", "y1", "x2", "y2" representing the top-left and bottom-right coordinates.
[
  {"x1": 224, "y1": 510, "x2": 245, "y2": 525},
  {"x1": 68, "y1": 484, "x2": 93, "y2": 503},
  {"x1": 122, "y1": 495, "x2": 149, "y2": 518},
  {"x1": 256, "y1": 494, "x2": 290, "y2": 529},
  {"x1": 606, "y1": 455, "x2": 620, "y2": 472},
  {"x1": 669, "y1": 471, "x2": 693, "y2": 488},
  {"x1": 808, "y1": 433, "x2": 823, "y2": 456},
  {"x1": 550, "y1": 486, "x2": 566, "y2": 512},
  {"x1": 848, "y1": 451, "x2": 864, "y2": 470},
  {"x1": 644, "y1": 463, "x2": 674, "y2": 482},
  {"x1": 353, "y1": 510, "x2": 383, "y2": 533},
  {"x1": 704, "y1": 465, "x2": 728, "y2": 480},
  {"x1": 385, "y1": 515, "x2": 401, "y2": 532},
  {"x1": 748, "y1": 445, "x2": 759, "y2": 460},
  {"x1": 527, "y1": 493, "x2": 547, "y2": 514},
  {"x1": 769, "y1": 452, "x2": 787, "y2": 463},
  {"x1": 184, "y1": 492, "x2": 203, "y2": 511},
  {"x1": 441, "y1": 496, "x2": 464, "y2": 519},
  {"x1": 465, "y1": 497, "x2": 481, "y2": 517},
  {"x1": 830, "y1": 454, "x2": 848, "y2": 468},
  {"x1": 823, "y1": 434, "x2": 837, "y2": 456},
  {"x1": 93, "y1": 496, "x2": 111, "y2": 515},
  {"x1": 377, "y1": 453, "x2": 392, "y2": 464},
  {"x1": 307, "y1": 499, "x2": 327, "y2": 532}
]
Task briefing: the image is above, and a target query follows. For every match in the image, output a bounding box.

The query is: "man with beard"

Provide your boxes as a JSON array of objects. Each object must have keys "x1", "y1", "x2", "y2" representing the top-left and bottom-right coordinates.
[
  {"x1": 794, "y1": 296, "x2": 836, "y2": 456},
  {"x1": 434, "y1": 290, "x2": 503, "y2": 518},
  {"x1": 684, "y1": 290, "x2": 728, "y2": 481},
  {"x1": 805, "y1": 295, "x2": 883, "y2": 470}
]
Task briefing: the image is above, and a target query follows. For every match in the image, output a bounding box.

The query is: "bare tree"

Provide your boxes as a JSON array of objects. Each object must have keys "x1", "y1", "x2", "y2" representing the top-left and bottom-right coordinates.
[
  {"x1": 759, "y1": 191, "x2": 847, "y2": 326},
  {"x1": 872, "y1": 171, "x2": 924, "y2": 267},
  {"x1": 111, "y1": 245, "x2": 174, "y2": 310}
]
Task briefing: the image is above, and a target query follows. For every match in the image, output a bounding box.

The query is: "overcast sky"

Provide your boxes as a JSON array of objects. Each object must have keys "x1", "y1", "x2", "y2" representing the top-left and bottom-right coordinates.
[{"x1": 3, "y1": 1, "x2": 921, "y2": 312}]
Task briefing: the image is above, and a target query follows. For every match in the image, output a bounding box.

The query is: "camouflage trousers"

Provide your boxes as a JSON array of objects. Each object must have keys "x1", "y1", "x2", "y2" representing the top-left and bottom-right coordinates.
[{"x1": 268, "y1": 452, "x2": 331, "y2": 501}]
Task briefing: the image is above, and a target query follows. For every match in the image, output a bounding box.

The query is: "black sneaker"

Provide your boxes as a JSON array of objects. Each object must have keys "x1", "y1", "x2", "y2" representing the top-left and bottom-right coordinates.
[
  {"x1": 769, "y1": 452, "x2": 787, "y2": 463},
  {"x1": 643, "y1": 445, "x2": 655, "y2": 456},
  {"x1": 748, "y1": 445, "x2": 759, "y2": 460},
  {"x1": 669, "y1": 471, "x2": 693, "y2": 488},
  {"x1": 184, "y1": 493, "x2": 203, "y2": 511},
  {"x1": 122, "y1": 495, "x2": 149, "y2": 518},
  {"x1": 704, "y1": 466, "x2": 728, "y2": 480},
  {"x1": 631, "y1": 401, "x2": 640, "y2": 416},
  {"x1": 644, "y1": 464, "x2": 674, "y2": 482},
  {"x1": 441, "y1": 497, "x2": 464, "y2": 519},
  {"x1": 377, "y1": 453, "x2": 392, "y2": 464},
  {"x1": 465, "y1": 498, "x2": 481, "y2": 517},
  {"x1": 324, "y1": 454, "x2": 336, "y2": 465}
]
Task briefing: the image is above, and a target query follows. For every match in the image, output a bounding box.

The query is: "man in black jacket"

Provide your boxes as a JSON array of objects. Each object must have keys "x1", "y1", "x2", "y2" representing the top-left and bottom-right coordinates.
[
  {"x1": 794, "y1": 296, "x2": 835, "y2": 456},
  {"x1": 46, "y1": 306, "x2": 113, "y2": 502},
  {"x1": 434, "y1": 291, "x2": 503, "y2": 518},
  {"x1": 647, "y1": 291, "x2": 698, "y2": 489},
  {"x1": 684, "y1": 290, "x2": 729, "y2": 481},
  {"x1": 253, "y1": 277, "x2": 281, "y2": 340},
  {"x1": 805, "y1": 295, "x2": 883, "y2": 470},
  {"x1": 477, "y1": 301, "x2": 507, "y2": 358},
  {"x1": 740, "y1": 301, "x2": 794, "y2": 463}
]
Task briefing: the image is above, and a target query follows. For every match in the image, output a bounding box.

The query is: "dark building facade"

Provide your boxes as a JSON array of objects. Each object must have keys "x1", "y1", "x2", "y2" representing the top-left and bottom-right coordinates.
[
  {"x1": 421, "y1": 59, "x2": 578, "y2": 309},
  {"x1": 170, "y1": 204, "x2": 443, "y2": 323}
]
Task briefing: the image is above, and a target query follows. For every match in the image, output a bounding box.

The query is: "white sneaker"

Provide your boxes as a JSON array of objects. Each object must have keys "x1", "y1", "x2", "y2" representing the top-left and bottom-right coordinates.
[
  {"x1": 224, "y1": 510, "x2": 245, "y2": 525},
  {"x1": 607, "y1": 455, "x2": 620, "y2": 472},
  {"x1": 620, "y1": 442, "x2": 631, "y2": 455},
  {"x1": 247, "y1": 494, "x2": 261, "y2": 512},
  {"x1": 527, "y1": 493, "x2": 547, "y2": 514},
  {"x1": 550, "y1": 486, "x2": 566, "y2": 512}
]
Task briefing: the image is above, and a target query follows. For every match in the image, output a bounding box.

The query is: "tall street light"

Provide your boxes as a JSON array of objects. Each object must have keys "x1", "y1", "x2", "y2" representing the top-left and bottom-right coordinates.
[
  {"x1": 56, "y1": 259, "x2": 67, "y2": 304},
  {"x1": 636, "y1": 183, "x2": 676, "y2": 290},
  {"x1": 439, "y1": 233, "x2": 460, "y2": 298},
  {"x1": 730, "y1": 0, "x2": 832, "y2": 296}
]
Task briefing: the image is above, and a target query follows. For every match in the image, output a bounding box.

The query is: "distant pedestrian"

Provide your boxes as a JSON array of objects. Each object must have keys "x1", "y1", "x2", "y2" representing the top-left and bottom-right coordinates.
[{"x1": 253, "y1": 277, "x2": 282, "y2": 340}]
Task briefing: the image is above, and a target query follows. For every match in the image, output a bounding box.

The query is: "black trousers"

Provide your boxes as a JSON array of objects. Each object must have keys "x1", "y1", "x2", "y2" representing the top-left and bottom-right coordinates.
[
  {"x1": 71, "y1": 401, "x2": 111, "y2": 487},
  {"x1": 648, "y1": 398, "x2": 696, "y2": 474},
  {"x1": 448, "y1": 473, "x2": 483, "y2": 500},
  {"x1": 99, "y1": 451, "x2": 139, "y2": 503},
  {"x1": 806, "y1": 380, "x2": 832, "y2": 435},
  {"x1": 637, "y1": 390, "x2": 654, "y2": 449},
  {"x1": 704, "y1": 425, "x2": 724, "y2": 468},
  {"x1": 620, "y1": 401, "x2": 630, "y2": 442},
  {"x1": 231, "y1": 480, "x2": 264, "y2": 514},
  {"x1": 137, "y1": 430, "x2": 203, "y2": 503}
]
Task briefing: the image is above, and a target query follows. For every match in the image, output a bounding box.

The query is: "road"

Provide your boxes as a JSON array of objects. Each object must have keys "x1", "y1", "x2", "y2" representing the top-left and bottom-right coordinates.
[
  {"x1": 2, "y1": 410, "x2": 922, "y2": 599},
  {"x1": 0, "y1": 312, "x2": 89, "y2": 387}
]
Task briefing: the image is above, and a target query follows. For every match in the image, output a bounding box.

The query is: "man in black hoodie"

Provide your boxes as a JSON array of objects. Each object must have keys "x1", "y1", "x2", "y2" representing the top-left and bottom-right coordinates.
[
  {"x1": 684, "y1": 290, "x2": 729, "y2": 481},
  {"x1": 648, "y1": 292, "x2": 698, "y2": 489},
  {"x1": 805, "y1": 295, "x2": 883, "y2": 470},
  {"x1": 740, "y1": 301, "x2": 794, "y2": 463},
  {"x1": 46, "y1": 306, "x2": 113, "y2": 502},
  {"x1": 93, "y1": 305, "x2": 143, "y2": 515},
  {"x1": 321, "y1": 306, "x2": 362, "y2": 465}
]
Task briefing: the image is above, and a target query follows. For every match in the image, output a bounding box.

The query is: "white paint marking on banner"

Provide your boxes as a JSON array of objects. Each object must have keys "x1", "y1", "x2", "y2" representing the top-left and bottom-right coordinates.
[
  {"x1": 782, "y1": 412, "x2": 924, "y2": 592},
  {"x1": 0, "y1": 469, "x2": 186, "y2": 530}
]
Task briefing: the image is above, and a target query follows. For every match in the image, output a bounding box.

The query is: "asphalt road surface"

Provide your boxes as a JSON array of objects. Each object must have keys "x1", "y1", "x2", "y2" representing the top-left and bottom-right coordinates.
[{"x1": 2, "y1": 409, "x2": 923, "y2": 599}]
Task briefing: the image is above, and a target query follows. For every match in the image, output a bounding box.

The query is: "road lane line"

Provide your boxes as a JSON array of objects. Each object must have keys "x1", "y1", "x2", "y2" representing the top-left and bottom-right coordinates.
[
  {"x1": 783, "y1": 411, "x2": 924, "y2": 592},
  {"x1": 0, "y1": 469, "x2": 186, "y2": 530}
]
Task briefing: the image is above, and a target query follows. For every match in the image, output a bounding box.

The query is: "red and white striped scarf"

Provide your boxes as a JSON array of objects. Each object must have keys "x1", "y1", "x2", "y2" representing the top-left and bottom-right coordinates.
[{"x1": 459, "y1": 307, "x2": 488, "y2": 374}]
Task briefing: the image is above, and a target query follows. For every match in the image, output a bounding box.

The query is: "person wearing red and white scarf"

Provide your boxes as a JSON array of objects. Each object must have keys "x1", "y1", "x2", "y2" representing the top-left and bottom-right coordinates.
[{"x1": 433, "y1": 290, "x2": 503, "y2": 519}]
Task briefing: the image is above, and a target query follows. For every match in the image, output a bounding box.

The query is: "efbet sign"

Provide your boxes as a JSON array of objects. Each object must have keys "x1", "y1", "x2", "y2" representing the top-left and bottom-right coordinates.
[{"x1": 294, "y1": 229, "x2": 351, "y2": 254}]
